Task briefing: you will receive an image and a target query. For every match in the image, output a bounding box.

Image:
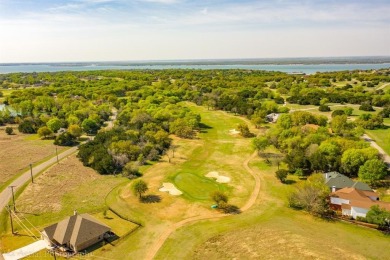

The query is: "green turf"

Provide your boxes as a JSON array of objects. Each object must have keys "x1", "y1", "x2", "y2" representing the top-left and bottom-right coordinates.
[
  {"x1": 366, "y1": 128, "x2": 390, "y2": 155},
  {"x1": 173, "y1": 172, "x2": 223, "y2": 200}
]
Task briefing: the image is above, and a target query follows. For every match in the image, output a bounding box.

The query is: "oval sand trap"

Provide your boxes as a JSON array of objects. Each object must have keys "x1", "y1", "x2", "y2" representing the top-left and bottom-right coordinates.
[
  {"x1": 159, "y1": 182, "x2": 183, "y2": 196},
  {"x1": 229, "y1": 129, "x2": 240, "y2": 135},
  {"x1": 205, "y1": 171, "x2": 231, "y2": 183}
]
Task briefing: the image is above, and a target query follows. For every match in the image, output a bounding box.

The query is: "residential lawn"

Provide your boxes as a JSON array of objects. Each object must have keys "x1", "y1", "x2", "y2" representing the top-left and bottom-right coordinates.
[{"x1": 365, "y1": 128, "x2": 390, "y2": 155}]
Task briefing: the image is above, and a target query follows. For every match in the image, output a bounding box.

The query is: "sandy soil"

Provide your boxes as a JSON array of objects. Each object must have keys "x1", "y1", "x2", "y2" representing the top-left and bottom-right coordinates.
[
  {"x1": 205, "y1": 171, "x2": 231, "y2": 183},
  {"x1": 159, "y1": 183, "x2": 183, "y2": 196}
]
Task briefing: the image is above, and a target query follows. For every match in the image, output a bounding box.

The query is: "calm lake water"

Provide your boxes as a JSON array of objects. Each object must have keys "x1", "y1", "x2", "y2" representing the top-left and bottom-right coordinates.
[{"x1": 0, "y1": 63, "x2": 390, "y2": 74}]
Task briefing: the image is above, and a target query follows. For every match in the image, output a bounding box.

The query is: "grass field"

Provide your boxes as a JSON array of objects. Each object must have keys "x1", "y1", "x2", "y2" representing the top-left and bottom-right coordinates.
[
  {"x1": 99, "y1": 103, "x2": 260, "y2": 259},
  {"x1": 365, "y1": 128, "x2": 390, "y2": 155},
  {"x1": 2, "y1": 103, "x2": 389, "y2": 259},
  {"x1": 0, "y1": 154, "x2": 127, "y2": 255},
  {"x1": 0, "y1": 126, "x2": 68, "y2": 192},
  {"x1": 156, "y1": 157, "x2": 390, "y2": 260}
]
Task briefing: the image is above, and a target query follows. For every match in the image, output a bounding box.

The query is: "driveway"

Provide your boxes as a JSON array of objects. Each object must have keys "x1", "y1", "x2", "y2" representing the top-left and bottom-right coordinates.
[{"x1": 2, "y1": 240, "x2": 48, "y2": 260}]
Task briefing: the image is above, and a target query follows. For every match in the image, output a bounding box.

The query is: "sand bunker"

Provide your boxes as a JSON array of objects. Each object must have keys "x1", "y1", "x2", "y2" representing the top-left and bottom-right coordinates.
[
  {"x1": 229, "y1": 129, "x2": 240, "y2": 135},
  {"x1": 159, "y1": 182, "x2": 183, "y2": 196},
  {"x1": 206, "y1": 171, "x2": 231, "y2": 183}
]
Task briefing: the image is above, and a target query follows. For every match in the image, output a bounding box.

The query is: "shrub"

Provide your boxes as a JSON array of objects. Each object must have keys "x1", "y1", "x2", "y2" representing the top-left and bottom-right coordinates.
[
  {"x1": 5, "y1": 126, "x2": 13, "y2": 135},
  {"x1": 331, "y1": 109, "x2": 345, "y2": 118},
  {"x1": 275, "y1": 169, "x2": 288, "y2": 183},
  {"x1": 318, "y1": 105, "x2": 330, "y2": 112},
  {"x1": 359, "y1": 102, "x2": 375, "y2": 111}
]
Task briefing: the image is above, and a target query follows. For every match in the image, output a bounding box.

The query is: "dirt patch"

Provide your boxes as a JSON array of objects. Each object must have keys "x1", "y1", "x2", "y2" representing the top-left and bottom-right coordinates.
[
  {"x1": 0, "y1": 127, "x2": 66, "y2": 188},
  {"x1": 16, "y1": 154, "x2": 99, "y2": 213},
  {"x1": 159, "y1": 183, "x2": 183, "y2": 196}
]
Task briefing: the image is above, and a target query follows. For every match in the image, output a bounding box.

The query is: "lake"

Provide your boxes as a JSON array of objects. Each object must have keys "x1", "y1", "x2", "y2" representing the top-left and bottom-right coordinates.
[{"x1": 0, "y1": 63, "x2": 390, "y2": 74}]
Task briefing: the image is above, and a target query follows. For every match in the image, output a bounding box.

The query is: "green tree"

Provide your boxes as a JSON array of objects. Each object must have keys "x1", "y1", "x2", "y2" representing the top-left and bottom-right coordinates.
[
  {"x1": 68, "y1": 124, "x2": 82, "y2": 138},
  {"x1": 275, "y1": 169, "x2": 288, "y2": 183},
  {"x1": 341, "y1": 149, "x2": 366, "y2": 176},
  {"x1": 37, "y1": 126, "x2": 53, "y2": 139},
  {"x1": 288, "y1": 173, "x2": 331, "y2": 217},
  {"x1": 5, "y1": 126, "x2": 13, "y2": 135},
  {"x1": 210, "y1": 191, "x2": 228, "y2": 206},
  {"x1": 252, "y1": 136, "x2": 270, "y2": 155},
  {"x1": 358, "y1": 159, "x2": 388, "y2": 185},
  {"x1": 132, "y1": 179, "x2": 148, "y2": 199},
  {"x1": 237, "y1": 123, "x2": 252, "y2": 137},
  {"x1": 82, "y1": 118, "x2": 100, "y2": 135},
  {"x1": 46, "y1": 118, "x2": 62, "y2": 133},
  {"x1": 366, "y1": 205, "x2": 390, "y2": 230},
  {"x1": 54, "y1": 132, "x2": 77, "y2": 146}
]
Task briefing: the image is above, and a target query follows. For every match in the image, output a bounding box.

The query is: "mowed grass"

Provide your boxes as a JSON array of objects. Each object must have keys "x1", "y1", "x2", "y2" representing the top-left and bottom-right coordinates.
[
  {"x1": 173, "y1": 172, "x2": 223, "y2": 200},
  {"x1": 366, "y1": 128, "x2": 390, "y2": 155},
  {"x1": 98, "y1": 103, "x2": 259, "y2": 259},
  {"x1": 0, "y1": 127, "x2": 68, "y2": 192},
  {"x1": 156, "y1": 156, "x2": 390, "y2": 260}
]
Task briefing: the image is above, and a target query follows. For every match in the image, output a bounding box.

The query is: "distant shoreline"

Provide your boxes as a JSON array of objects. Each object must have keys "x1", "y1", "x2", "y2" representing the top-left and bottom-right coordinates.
[{"x1": 1, "y1": 56, "x2": 390, "y2": 67}]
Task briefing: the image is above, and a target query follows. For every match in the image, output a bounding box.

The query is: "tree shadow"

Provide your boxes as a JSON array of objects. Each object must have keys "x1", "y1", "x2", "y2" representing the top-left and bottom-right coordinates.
[
  {"x1": 199, "y1": 122, "x2": 213, "y2": 129},
  {"x1": 284, "y1": 179, "x2": 296, "y2": 185},
  {"x1": 140, "y1": 194, "x2": 162, "y2": 203},
  {"x1": 17, "y1": 211, "x2": 40, "y2": 216}
]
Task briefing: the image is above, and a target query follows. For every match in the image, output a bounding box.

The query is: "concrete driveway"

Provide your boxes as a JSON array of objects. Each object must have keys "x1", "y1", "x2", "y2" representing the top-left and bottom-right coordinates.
[{"x1": 2, "y1": 240, "x2": 48, "y2": 260}]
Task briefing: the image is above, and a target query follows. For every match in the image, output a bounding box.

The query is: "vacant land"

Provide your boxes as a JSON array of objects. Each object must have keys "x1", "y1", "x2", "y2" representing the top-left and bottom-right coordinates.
[
  {"x1": 1, "y1": 154, "x2": 127, "y2": 254},
  {"x1": 0, "y1": 127, "x2": 67, "y2": 192}
]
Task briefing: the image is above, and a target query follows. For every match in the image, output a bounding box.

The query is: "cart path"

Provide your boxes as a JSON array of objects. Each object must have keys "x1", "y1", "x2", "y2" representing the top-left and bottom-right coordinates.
[
  {"x1": 145, "y1": 151, "x2": 260, "y2": 260},
  {"x1": 0, "y1": 147, "x2": 78, "y2": 213},
  {"x1": 362, "y1": 134, "x2": 390, "y2": 167}
]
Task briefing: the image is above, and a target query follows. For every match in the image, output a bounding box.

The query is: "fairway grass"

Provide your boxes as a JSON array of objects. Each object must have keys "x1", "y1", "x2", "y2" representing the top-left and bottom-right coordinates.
[
  {"x1": 366, "y1": 128, "x2": 390, "y2": 155},
  {"x1": 156, "y1": 157, "x2": 390, "y2": 260},
  {"x1": 99, "y1": 103, "x2": 259, "y2": 259}
]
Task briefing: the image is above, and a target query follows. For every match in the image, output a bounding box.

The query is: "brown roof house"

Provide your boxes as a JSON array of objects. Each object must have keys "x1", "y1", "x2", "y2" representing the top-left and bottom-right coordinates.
[
  {"x1": 330, "y1": 187, "x2": 390, "y2": 219},
  {"x1": 41, "y1": 212, "x2": 110, "y2": 253}
]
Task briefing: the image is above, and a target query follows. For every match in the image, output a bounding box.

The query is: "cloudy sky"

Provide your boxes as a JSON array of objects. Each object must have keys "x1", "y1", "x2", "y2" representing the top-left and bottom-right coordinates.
[{"x1": 0, "y1": 0, "x2": 389, "y2": 62}]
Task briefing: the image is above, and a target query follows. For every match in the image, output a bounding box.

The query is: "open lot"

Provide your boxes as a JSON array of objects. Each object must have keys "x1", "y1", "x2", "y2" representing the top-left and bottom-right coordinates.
[
  {"x1": 0, "y1": 154, "x2": 127, "y2": 256},
  {"x1": 0, "y1": 127, "x2": 68, "y2": 192}
]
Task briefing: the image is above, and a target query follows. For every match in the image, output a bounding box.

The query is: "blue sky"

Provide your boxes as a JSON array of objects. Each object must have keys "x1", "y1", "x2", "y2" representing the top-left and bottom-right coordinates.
[{"x1": 0, "y1": 0, "x2": 389, "y2": 62}]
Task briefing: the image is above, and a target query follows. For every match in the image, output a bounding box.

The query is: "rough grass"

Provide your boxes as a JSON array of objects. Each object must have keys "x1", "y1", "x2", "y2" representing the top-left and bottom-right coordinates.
[
  {"x1": 0, "y1": 154, "x2": 126, "y2": 253},
  {"x1": 0, "y1": 127, "x2": 67, "y2": 192},
  {"x1": 156, "y1": 156, "x2": 390, "y2": 260}
]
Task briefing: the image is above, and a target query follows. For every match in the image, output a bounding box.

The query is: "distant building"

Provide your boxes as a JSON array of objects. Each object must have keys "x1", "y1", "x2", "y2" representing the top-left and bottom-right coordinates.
[
  {"x1": 330, "y1": 187, "x2": 390, "y2": 219},
  {"x1": 323, "y1": 172, "x2": 372, "y2": 192},
  {"x1": 41, "y1": 213, "x2": 110, "y2": 253},
  {"x1": 266, "y1": 113, "x2": 279, "y2": 123}
]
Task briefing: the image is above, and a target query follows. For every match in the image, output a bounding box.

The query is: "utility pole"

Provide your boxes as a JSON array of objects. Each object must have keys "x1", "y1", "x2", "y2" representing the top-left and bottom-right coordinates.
[
  {"x1": 56, "y1": 147, "x2": 59, "y2": 164},
  {"x1": 29, "y1": 163, "x2": 34, "y2": 183},
  {"x1": 9, "y1": 186, "x2": 16, "y2": 212},
  {"x1": 7, "y1": 205, "x2": 15, "y2": 235}
]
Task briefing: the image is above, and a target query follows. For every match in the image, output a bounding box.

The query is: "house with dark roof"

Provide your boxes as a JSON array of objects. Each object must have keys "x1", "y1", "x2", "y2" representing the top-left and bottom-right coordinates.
[
  {"x1": 330, "y1": 187, "x2": 390, "y2": 219},
  {"x1": 41, "y1": 213, "x2": 110, "y2": 253},
  {"x1": 323, "y1": 172, "x2": 372, "y2": 192}
]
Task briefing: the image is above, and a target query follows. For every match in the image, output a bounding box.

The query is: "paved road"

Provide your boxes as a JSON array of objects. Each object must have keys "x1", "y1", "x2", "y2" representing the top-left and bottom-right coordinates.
[
  {"x1": 362, "y1": 134, "x2": 390, "y2": 167},
  {"x1": 0, "y1": 146, "x2": 78, "y2": 213}
]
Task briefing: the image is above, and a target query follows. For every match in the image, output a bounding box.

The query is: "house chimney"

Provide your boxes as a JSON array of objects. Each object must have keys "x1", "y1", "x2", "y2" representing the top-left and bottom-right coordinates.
[
  {"x1": 74, "y1": 210, "x2": 78, "y2": 215},
  {"x1": 331, "y1": 186, "x2": 336, "y2": 193}
]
